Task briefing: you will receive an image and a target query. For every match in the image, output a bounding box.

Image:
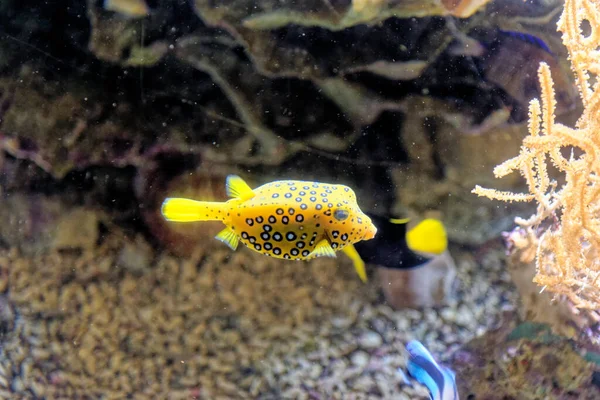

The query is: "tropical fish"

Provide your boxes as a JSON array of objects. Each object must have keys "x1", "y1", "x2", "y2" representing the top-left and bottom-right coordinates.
[
  {"x1": 161, "y1": 175, "x2": 377, "y2": 281},
  {"x1": 406, "y1": 340, "x2": 459, "y2": 400},
  {"x1": 103, "y1": 0, "x2": 150, "y2": 18},
  {"x1": 344, "y1": 212, "x2": 448, "y2": 279}
]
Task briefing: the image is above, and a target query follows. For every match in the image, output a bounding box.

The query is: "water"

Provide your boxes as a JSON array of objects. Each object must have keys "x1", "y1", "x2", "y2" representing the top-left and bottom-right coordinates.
[{"x1": 0, "y1": 0, "x2": 598, "y2": 398}]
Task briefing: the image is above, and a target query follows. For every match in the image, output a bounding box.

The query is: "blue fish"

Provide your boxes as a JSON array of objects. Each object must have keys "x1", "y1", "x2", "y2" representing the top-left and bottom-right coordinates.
[
  {"x1": 406, "y1": 340, "x2": 459, "y2": 400},
  {"x1": 497, "y1": 29, "x2": 553, "y2": 55}
]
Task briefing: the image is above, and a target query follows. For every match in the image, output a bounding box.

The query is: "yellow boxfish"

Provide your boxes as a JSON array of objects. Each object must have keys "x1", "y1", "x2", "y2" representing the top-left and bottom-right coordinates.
[{"x1": 161, "y1": 175, "x2": 377, "y2": 281}]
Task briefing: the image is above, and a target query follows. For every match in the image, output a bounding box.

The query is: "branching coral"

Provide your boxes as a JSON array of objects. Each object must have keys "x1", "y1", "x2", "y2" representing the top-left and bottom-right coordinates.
[{"x1": 473, "y1": 0, "x2": 600, "y2": 309}]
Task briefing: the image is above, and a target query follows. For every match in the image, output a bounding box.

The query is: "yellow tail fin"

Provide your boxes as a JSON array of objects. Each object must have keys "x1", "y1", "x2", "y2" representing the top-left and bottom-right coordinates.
[
  {"x1": 161, "y1": 198, "x2": 226, "y2": 222},
  {"x1": 406, "y1": 218, "x2": 447, "y2": 255}
]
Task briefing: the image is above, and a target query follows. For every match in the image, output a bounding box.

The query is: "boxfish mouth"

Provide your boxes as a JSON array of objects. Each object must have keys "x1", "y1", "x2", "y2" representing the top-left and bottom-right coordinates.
[{"x1": 364, "y1": 224, "x2": 377, "y2": 240}]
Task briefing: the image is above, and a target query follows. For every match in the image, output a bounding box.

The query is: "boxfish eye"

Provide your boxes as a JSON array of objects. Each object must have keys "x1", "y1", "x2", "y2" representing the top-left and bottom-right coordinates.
[{"x1": 333, "y1": 209, "x2": 349, "y2": 221}]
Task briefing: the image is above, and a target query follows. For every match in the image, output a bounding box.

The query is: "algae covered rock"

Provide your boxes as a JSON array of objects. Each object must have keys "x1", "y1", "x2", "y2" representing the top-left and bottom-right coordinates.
[
  {"x1": 0, "y1": 0, "x2": 579, "y2": 248},
  {"x1": 450, "y1": 319, "x2": 600, "y2": 399}
]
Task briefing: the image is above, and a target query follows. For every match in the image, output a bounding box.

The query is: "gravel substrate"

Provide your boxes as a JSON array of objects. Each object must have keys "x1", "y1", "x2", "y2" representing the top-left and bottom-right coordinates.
[{"x1": 0, "y1": 229, "x2": 517, "y2": 399}]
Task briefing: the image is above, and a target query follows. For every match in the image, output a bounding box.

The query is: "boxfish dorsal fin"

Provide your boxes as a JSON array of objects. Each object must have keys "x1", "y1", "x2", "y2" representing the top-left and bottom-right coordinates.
[{"x1": 225, "y1": 175, "x2": 255, "y2": 201}]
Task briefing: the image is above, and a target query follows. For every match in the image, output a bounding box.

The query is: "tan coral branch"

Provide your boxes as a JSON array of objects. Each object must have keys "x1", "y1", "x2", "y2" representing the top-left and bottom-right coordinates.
[{"x1": 473, "y1": 0, "x2": 600, "y2": 310}]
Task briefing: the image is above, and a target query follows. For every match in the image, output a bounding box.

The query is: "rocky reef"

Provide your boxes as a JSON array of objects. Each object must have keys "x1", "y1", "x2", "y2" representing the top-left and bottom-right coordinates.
[{"x1": 0, "y1": 0, "x2": 580, "y2": 247}]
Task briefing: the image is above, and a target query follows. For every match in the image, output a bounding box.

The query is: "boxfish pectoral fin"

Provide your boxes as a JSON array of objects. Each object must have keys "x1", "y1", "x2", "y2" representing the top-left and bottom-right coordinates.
[
  {"x1": 225, "y1": 175, "x2": 255, "y2": 201},
  {"x1": 308, "y1": 239, "x2": 336, "y2": 259},
  {"x1": 215, "y1": 227, "x2": 240, "y2": 250},
  {"x1": 342, "y1": 244, "x2": 368, "y2": 283}
]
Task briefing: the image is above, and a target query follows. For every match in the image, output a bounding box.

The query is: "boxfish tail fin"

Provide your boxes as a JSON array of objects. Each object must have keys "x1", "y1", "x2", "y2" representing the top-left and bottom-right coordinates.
[
  {"x1": 406, "y1": 218, "x2": 448, "y2": 255},
  {"x1": 161, "y1": 198, "x2": 226, "y2": 222}
]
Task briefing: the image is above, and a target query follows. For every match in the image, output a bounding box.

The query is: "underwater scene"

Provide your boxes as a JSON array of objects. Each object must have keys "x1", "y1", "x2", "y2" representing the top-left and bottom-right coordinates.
[{"x1": 2, "y1": 0, "x2": 600, "y2": 398}]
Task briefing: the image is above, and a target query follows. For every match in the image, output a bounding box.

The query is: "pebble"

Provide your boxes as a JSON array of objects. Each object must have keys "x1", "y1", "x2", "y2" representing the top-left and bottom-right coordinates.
[
  {"x1": 440, "y1": 307, "x2": 456, "y2": 322},
  {"x1": 351, "y1": 351, "x2": 370, "y2": 367},
  {"x1": 455, "y1": 305, "x2": 474, "y2": 326},
  {"x1": 359, "y1": 331, "x2": 383, "y2": 349},
  {"x1": 331, "y1": 316, "x2": 354, "y2": 329}
]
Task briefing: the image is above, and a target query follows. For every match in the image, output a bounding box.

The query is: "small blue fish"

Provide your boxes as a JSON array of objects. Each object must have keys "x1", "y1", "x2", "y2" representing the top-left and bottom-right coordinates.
[
  {"x1": 406, "y1": 340, "x2": 459, "y2": 400},
  {"x1": 497, "y1": 29, "x2": 553, "y2": 55}
]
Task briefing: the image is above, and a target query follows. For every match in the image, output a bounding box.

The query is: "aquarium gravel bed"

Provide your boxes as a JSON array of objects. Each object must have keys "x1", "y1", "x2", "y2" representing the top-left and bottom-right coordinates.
[{"x1": 0, "y1": 229, "x2": 517, "y2": 399}]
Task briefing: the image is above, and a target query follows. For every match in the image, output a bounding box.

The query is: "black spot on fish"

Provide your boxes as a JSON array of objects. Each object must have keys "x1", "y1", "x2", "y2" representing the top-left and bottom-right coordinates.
[
  {"x1": 296, "y1": 214, "x2": 304, "y2": 222},
  {"x1": 288, "y1": 208, "x2": 295, "y2": 215},
  {"x1": 272, "y1": 193, "x2": 279, "y2": 198},
  {"x1": 241, "y1": 232, "x2": 248, "y2": 239},
  {"x1": 324, "y1": 210, "x2": 332, "y2": 216},
  {"x1": 282, "y1": 216, "x2": 289, "y2": 224},
  {"x1": 297, "y1": 241, "x2": 305, "y2": 248},
  {"x1": 286, "y1": 232, "x2": 297, "y2": 241},
  {"x1": 276, "y1": 208, "x2": 284, "y2": 215},
  {"x1": 341, "y1": 233, "x2": 348, "y2": 241},
  {"x1": 256, "y1": 216, "x2": 264, "y2": 223},
  {"x1": 249, "y1": 236, "x2": 256, "y2": 244},
  {"x1": 269, "y1": 216, "x2": 276, "y2": 223},
  {"x1": 301, "y1": 233, "x2": 307, "y2": 239},
  {"x1": 246, "y1": 218, "x2": 254, "y2": 226},
  {"x1": 332, "y1": 243, "x2": 338, "y2": 249},
  {"x1": 302, "y1": 250, "x2": 310, "y2": 257},
  {"x1": 344, "y1": 187, "x2": 349, "y2": 192},
  {"x1": 300, "y1": 204, "x2": 307, "y2": 210},
  {"x1": 291, "y1": 248, "x2": 299, "y2": 256},
  {"x1": 264, "y1": 242, "x2": 273, "y2": 250},
  {"x1": 332, "y1": 231, "x2": 339, "y2": 238},
  {"x1": 261, "y1": 232, "x2": 270, "y2": 240},
  {"x1": 264, "y1": 224, "x2": 272, "y2": 232},
  {"x1": 273, "y1": 247, "x2": 281, "y2": 255},
  {"x1": 284, "y1": 254, "x2": 291, "y2": 259},
  {"x1": 273, "y1": 233, "x2": 283, "y2": 242},
  {"x1": 254, "y1": 244, "x2": 262, "y2": 251}
]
